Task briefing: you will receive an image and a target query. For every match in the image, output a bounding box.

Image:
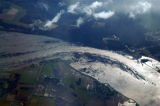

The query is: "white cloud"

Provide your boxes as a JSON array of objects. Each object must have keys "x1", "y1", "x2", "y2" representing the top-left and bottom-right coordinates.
[
  {"x1": 76, "y1": 17, "x2": 84, "y2": 27},
  {"x1": 67, "y1": 2, "x2": 80, "y2": 14},
  {"x1": 66, "y1": 1, "x2": 113, "y2": 24},
  {"x1": 65, "y1": 0, "x2": 159, "y2": 19},
  {"x1": 83, "y1": 1, "x2": 103, "y2": 16},
  {"x1": 129, "y1": 1, "x2": 152, "y2": 18},
  {"x1": 38, "y1": 2, "x2": 49, "y2": 11},
  {"x1": 42, "y1": 3, "x2": 49, "y2": 11},
  {"x1": 44, "y1": 10, "x2": 64, "y2": 28},
  {"x1": 67, "y1": 1, "x2": 103, "y2": 15},
  {"x1": 43, "y1": 1, "x2": 113, "y2": 30},
  {"x1": 89, "y1": 1, "x2": 103, "y2": 10},
  {"x1": 58, "y1": 2, "x2": 65, "y2": 7},
  {"x1": 93, "y1": 11, "x2": 115, "y2": 19},
  {"x1": 67, "y1": 1, "x2": 115, "y2": 20},
  {"x1": 43, "y1": 0, "x2": 154, "y2": 30}
]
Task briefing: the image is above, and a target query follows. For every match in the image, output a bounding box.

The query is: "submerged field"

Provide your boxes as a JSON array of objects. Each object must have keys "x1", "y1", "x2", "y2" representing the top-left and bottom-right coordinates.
[{"x1": 0, "y1": 59, "x2": 129, "y2": 106}]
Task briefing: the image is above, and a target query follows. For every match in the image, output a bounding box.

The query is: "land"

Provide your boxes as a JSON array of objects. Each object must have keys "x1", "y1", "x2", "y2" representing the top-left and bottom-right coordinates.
[
  {"x1": 0, "y1": 59, "x2": 130, "y2": 106},
  {"x1": 0, "y1": 1, "x2": 28, "y2": 28}
]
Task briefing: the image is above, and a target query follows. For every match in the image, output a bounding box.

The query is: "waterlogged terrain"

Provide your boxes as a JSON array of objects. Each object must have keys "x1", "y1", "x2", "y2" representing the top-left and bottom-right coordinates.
[
  {"x1": 1, "y1": 0, "x2": 160, "y2": 106},
  {"x1": 1, "y1": 31, "x2": 160, "y2": 105},
  {"x1": 0, "y1": 59, "x2": 131, "y2": 106}
]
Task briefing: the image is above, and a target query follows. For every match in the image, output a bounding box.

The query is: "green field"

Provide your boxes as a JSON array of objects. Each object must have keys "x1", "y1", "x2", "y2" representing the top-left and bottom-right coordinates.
[{"x1": 29, "y1": 96, "x2": 55, "y2": 106}]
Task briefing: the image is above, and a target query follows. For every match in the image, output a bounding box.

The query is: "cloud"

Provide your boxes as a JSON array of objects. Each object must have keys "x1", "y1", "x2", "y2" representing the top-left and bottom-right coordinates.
[
  {"x1": 67, "y1": 1, "x2": 114, "y2": 20},
  {"x1": 38, "y1": 2, "x2": 49, "y2": 11},
  {"x1": 58, "y1": 2, "x2": 65, "y2": 7},
  {"x1": 83, "y1": 1, "x2": 103, "y2": 16},
  {"x1": 42, "y1": 1, "x2": 114, "y2": 31},
  {"x1": 129, "y1": 1, "x2": 152, "y2": 18},
  {"x1": 67, "y1": 2, "x2": 80, "y2": 14},
  {"x1": 66, "y1": 1, "x2": 114, "y2": 25},
  {"x1": 93, "y1": 11, "x2": 115, "y2": 19},
  {"x1": 67, "y1": 0, "x2": 153, "y2": 18},
  {"x1": 89, "y1": 1, "x2": 103, "y2": 10},
  {"x1": 76, "y1": 17, "x2": 84, "y2": 27},
  {"x1": 67, "y1": 1, "x2": 104, "y2": 16},
  {"x1": 42, "y1": 0, "x2": 156, "y2": 31},
  {"x1": 44, "y1": 10, "x2": 64, "y2": 28}
]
